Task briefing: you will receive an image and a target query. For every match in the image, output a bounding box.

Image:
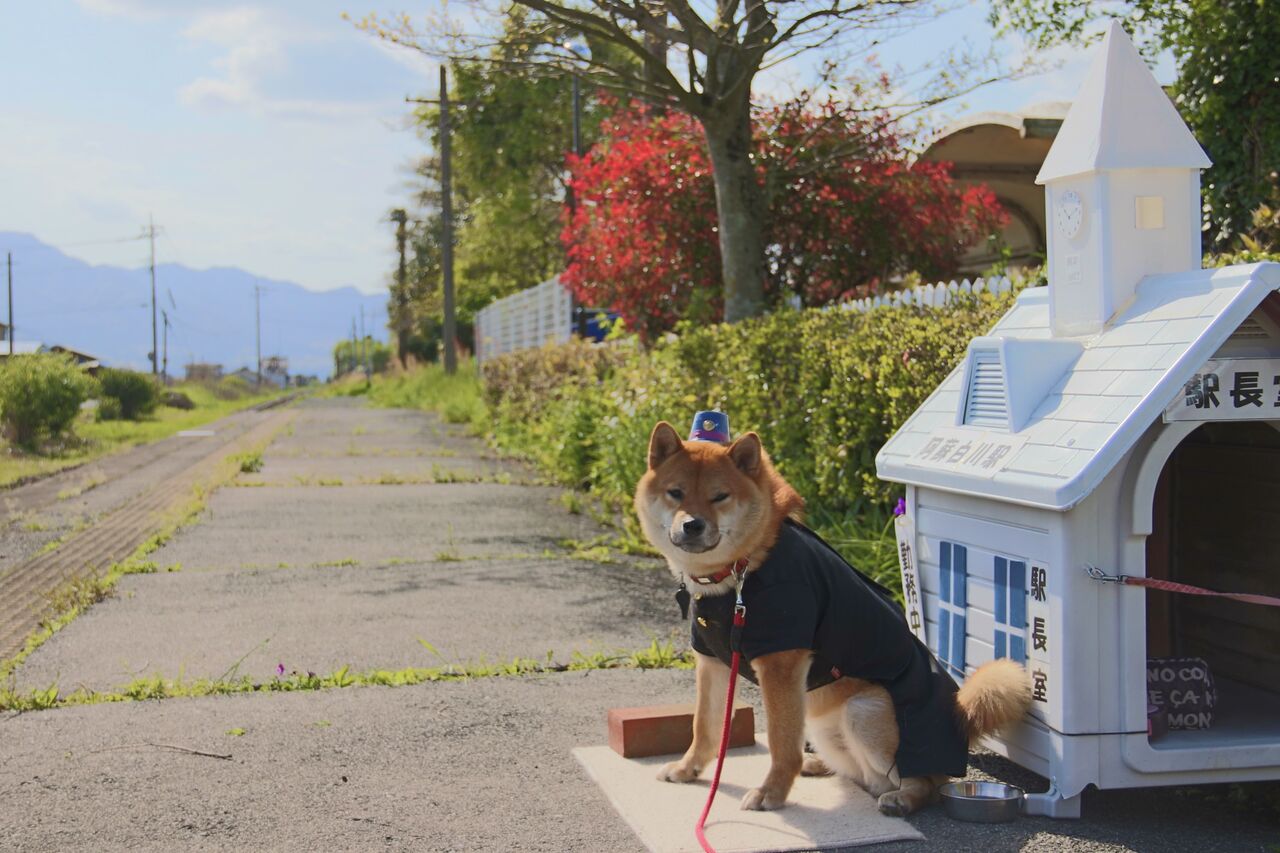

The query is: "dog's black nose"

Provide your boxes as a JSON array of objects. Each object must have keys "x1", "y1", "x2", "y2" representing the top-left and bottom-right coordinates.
[{"x1": 683, "y1": 517, "x2": 706, "y2": 536}]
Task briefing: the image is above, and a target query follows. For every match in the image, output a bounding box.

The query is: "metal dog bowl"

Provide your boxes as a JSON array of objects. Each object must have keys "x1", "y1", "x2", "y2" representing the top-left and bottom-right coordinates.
[{"x1": 939, "y1": 781, "x2": 1024, "y2": 823}]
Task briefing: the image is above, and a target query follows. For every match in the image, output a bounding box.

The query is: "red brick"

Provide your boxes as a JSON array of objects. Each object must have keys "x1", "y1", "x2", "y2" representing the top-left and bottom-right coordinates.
[{"x1": 607, "y1": 703, "x2": 755, "y2": 758}]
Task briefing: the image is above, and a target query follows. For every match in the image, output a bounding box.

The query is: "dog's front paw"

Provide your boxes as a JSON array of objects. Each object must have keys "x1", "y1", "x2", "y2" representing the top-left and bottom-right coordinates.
[
  {"x1": 876, "y1": 790, "x2": 918, "y2": 817},
  {"x1": 657, "y1": 761, "x2": 701, "y2": 783},
  {"x1": 741, "y1": 786, "x2": 787, "y2": 811},
  {"x1": 800, "y1": 754, "x2": 834, "y2": 777}
]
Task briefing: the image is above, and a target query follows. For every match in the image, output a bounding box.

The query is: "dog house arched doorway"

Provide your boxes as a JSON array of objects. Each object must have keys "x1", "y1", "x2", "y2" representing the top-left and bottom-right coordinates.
[{"x1": 1144, "y1": 420, "x2": 1280, "y2": 749}]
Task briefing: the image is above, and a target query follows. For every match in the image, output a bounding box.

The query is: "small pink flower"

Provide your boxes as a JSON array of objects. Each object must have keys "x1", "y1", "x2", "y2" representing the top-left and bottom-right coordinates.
[
  {"x1": 893, "y1": 498, "x2": 907, "y2": 517},
  {"x1": 275, "y1": 663, "x2": 286, "y2": 677}
]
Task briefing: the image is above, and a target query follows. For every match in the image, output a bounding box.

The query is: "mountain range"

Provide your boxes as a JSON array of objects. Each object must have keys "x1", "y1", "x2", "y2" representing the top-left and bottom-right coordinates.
[{"x1": 0, "y1": 232, "x2": 389, "y2": 379}]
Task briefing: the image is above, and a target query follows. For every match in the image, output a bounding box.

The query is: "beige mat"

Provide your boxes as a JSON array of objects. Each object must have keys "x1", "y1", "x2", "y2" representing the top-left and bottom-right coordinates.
[{"x1": 573, "y1": 736, "x2": 924, "y2": 852}]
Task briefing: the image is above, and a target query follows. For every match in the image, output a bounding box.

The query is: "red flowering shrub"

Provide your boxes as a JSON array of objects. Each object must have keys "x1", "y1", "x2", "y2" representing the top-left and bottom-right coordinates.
[{"x1": 562, "y1": 98, "x2": 1006, "y2": 338}]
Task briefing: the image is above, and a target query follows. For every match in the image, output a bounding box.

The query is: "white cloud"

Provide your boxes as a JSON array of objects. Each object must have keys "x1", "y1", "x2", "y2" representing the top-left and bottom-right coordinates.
[{"x1": 177, "y1": 6, "x2": 379, "y2": 121}]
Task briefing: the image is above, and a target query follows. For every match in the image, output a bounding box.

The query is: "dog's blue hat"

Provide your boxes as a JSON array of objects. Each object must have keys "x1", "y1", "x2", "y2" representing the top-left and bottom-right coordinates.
[{"x1": 689, "y1": 411, "x2": 730, "y2": 444}]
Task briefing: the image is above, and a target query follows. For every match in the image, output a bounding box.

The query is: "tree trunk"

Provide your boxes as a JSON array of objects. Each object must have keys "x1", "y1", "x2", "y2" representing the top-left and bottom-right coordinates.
[{"x1": 701, "y1": 97, "x2": 766, "y2": 323}]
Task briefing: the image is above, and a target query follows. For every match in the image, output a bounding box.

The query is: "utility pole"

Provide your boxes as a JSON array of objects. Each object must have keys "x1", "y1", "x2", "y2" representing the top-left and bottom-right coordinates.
[
  {"x1": 147, "y1": 216, "x2": 158, "y2": 375},
  {"x1": 440, "y1": 65, "x2": 457, "y2": 375},
  {"x1": 390, "y1": 208, "x2": 410, "y2": 368},
  {"x1": 254, "y1": 283, "x2": 263, "y2": 388},
  {"x1": 161, "y1": 310, "x2": 170, "y2": 384},
  {"x1": 359, "y1": 305, "x2": 370, "y2": 379},
  {"x1": 350, "y1": 317, "x2": 358, "y2": 376},
  {"x1": 6, "y1": 253, "x2": 12, "y2": 356}
]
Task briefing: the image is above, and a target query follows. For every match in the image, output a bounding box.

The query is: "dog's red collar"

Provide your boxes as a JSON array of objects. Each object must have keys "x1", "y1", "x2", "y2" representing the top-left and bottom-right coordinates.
[{"x1": 689, "y1": 558, "x2": 749, "y2": 586}]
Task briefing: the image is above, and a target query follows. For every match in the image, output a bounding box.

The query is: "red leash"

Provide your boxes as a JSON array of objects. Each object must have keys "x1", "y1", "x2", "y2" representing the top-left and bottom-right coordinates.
[
  {"x1": 694, "y1": 571, "x2": 748, "y2": 853},
  {"x1": 1087, "y1": 566, "x2": 1280, "y2": 607}
]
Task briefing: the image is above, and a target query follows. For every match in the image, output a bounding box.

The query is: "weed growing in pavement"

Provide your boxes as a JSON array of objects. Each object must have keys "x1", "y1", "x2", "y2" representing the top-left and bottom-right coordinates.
[
  {"x1": 560, "y1": 491, "x2": 584, "y2": 515},
  {"x1": 55, "y1": 470, "x2": 107, "y2": 501},
  {"x1": 351, "y1": 425, "x2": 368, "y2": 436},
  {"x1": 0, "y1": 641, "x2": 694, "y2": 712},
  {"x1": 318, "y1": 478, "x2": 344, "y2": 487},
  {"x1": 235, "y1": 451, "x2": 263, "y2": 473},
  {"x1": 315, "y1": 558, "x2": 359, "y2": 568},
  {"x1": 226, "y1": 727, "x2": 247, "y2": 737},
  {"x1": 434, "y1": 523, "x2": 463, "y2": 562},
  {"x1": 22, "y1": 517, "x2": 49, "y2": 532}
]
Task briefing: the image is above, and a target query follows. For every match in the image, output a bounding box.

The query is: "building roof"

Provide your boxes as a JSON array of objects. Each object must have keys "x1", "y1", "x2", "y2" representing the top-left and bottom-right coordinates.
[
  {"x1": 1037, "y1": 21, "x2": 1210, "y2": 184},
  {"x1": 876, "y1": 262, "x2": 1280, "y2": 510}
]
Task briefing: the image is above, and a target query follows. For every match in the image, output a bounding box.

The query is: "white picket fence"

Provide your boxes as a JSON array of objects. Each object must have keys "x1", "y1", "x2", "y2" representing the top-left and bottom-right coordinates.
[
  {"x1": 473, "y1": 275, "x2": 1018, "y2": 364},
  {"x1": 837, "y1": 276, "x2": 1015, "y2": 313},
  {"x1": 474, "y1": 275, "x2": 574, "y2": 365}
]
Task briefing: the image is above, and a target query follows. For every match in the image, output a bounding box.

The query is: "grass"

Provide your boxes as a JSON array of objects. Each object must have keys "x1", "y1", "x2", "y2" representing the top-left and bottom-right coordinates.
[
  {"x1": 0, "y1": 382, "x2": 286, "y2": 488},
  {"x1": 55, "y1": 470, "x2": 107, "y2": 501},
  {"x1": 356, "y1": 362, "x2": 487, "y2": 429},
  {"x1": 0, "y1": 639, "x2": 693, "y2": 713}
]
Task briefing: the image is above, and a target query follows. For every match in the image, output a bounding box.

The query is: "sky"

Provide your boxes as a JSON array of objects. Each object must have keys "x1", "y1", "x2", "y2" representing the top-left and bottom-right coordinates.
[{"x1": 0, "y1": 1, "x2": 1175, "y2": 297}]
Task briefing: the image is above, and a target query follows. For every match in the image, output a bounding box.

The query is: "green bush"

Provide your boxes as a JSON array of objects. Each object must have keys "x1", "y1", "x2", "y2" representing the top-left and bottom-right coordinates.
[
  {"x1": 215, "y1": 376, "x2": 254, "y2": 400},
  {"x1": 482, "y1": 291, "x2": 1019, "y2": 523},
  {"x1": 97, "y1": 368, "x2": 161, "y2": 420},
  {"x1": 0, "y1": 354, "x2": 97, "y2": 448},
  {"x1": 95, "y1": 396, "x2": 123, "y2": 422}
]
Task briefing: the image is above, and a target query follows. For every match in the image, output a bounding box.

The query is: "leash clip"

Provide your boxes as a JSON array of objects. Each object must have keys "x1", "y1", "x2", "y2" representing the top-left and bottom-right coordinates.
[{"x1": 1086, "y1": 565, "x2": 1127, "y2": 584}]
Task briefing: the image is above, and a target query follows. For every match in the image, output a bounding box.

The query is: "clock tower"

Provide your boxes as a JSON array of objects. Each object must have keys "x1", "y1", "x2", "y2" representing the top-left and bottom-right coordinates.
[{"x1": 1036, "y1": 22, "x2": 1211, "y2": 337}]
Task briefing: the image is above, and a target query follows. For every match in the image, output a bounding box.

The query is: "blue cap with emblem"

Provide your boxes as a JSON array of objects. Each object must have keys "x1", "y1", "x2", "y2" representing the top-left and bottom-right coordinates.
[{"x1": 688, "y1": 411, "x2": 730, "y2": 444}]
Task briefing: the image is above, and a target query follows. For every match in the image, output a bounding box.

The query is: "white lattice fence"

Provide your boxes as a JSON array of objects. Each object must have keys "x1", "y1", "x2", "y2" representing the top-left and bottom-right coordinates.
[
  {"x1": 474, "y1": 276, "x2": 574, "y2": 365},
  {"x1": 474, "y1": 275, "x2": 1017, "y2": 364},
  {"x1": 837, "y1": 276, "x2": 1014, "y2": 313}
]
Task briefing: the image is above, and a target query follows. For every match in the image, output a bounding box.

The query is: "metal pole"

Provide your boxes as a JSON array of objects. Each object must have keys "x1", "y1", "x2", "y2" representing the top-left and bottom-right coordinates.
[
  {"x1": 149, "y1": 216, "x2": 158, "y2": 375},
  {"x1": 441, "y1": 65, "x2": 457, "y2": 375},
  {"x1": 6, "y1": 252, "x2": 12, "y2": 356},
  {"x1": 162, "y1": 310, "x2": 169, "y2": 384},
  {"x1": 255, "y1": 284, "x2": 262, "y2": 387},
  {"x1": 360, "y1": 305, "x2": 370, "y2": 379},
  {"x1": 391, "y1": 209, "x2": 409, "y2": 368}
]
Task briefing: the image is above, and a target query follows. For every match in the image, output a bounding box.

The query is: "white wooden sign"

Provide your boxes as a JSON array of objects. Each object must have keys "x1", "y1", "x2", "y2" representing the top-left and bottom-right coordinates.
[
  {"x1": 1164, "y1": 358, "x2": 1280, "y2": 422},
  {"x1": 894, "y1": 516, "x2": 926, "y2": 643},
  {"x1": 904, "y1": 427, "x2": 1028, "y2": 478}
]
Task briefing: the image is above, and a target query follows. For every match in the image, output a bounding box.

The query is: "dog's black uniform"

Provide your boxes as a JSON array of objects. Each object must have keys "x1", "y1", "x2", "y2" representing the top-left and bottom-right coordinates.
[{"x1": 691, "y1": 519, "x2": 968, "y2": 779}]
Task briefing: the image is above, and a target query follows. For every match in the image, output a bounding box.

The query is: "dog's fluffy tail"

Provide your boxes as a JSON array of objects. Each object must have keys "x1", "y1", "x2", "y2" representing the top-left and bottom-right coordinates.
[{"x1": 955, "y1": 658, "x2": 1032, "y2": 741}]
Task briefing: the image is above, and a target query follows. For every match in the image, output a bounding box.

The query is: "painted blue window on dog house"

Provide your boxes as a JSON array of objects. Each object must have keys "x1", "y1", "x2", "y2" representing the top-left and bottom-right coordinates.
[
  {"x1": 936, "y1": 541, "x2": 967, "y2": 676},
  {"x1": 993, "y1": 556, "x2": 1027, "y2": 663}
]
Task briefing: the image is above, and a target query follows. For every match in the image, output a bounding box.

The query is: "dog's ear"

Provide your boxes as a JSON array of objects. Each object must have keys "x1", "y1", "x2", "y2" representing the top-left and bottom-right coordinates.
[
  {"x1": 728, "y1": 432, "x2": 762, "y2": 477},
  {"x1": 648, "y1": 422, "x2": 684, "y2": 470}
]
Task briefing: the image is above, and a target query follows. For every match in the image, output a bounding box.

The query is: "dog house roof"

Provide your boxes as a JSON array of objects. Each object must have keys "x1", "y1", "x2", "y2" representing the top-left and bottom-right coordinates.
[{"x1": 876, "y1": 262, "x2": 1280, "y2": 510}]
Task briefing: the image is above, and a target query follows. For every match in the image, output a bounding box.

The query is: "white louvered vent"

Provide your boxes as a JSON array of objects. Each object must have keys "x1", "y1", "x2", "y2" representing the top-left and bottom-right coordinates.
[
  {"x1": 1230, "y1": 317, "x2": 1270, "y2": 341},
  {"x1": 963, "y1": 349, "x2": 1010, "y2": 429}
]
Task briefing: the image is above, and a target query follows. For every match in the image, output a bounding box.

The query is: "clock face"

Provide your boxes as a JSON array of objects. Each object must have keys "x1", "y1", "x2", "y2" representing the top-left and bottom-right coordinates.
[{"x1": 1056, "y1": 190, "x2": 1085, "y2": 239}]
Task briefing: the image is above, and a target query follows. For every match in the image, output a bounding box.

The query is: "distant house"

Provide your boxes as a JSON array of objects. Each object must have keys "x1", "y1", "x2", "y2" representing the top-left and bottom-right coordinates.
[
  {"x1": 47, "y1": 345, "x2": 101, "y2": 371},
  {"x1": 185, "y1": 362, "x2": 224, "y2": 383},
  {"x1": 259, "y1": 356, "x2": 289, "y2": 390},
  {"x1": 0, "y1": 341, "x2": 99, "y2": 373},
  {"x1": 228, "y1": 367, "x2": 257, "y2": 385}
]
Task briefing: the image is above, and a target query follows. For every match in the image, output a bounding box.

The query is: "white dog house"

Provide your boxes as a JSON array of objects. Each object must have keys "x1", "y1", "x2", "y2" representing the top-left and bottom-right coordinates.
[{"x1": 877, "y1": 22, "x2": 1280, "y2": 817}]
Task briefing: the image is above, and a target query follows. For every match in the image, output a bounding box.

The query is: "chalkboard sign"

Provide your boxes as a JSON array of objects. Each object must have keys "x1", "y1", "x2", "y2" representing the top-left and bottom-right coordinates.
[{"x1": 1147, "y1": 657, "x2": 1216, "y2": 733}]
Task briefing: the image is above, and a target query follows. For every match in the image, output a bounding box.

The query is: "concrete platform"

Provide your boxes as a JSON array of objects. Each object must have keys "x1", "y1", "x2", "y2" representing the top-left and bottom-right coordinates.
[
  {"x1": 15, "y1": 556, "x2": 677, "y2": 693},
  {"x1": 147, "y1": 482, "x2": 601, "y2": 570}
]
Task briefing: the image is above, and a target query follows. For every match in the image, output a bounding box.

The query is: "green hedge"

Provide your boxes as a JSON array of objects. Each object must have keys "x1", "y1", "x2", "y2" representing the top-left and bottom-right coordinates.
[
  {"x1": 482, "y1": 290, "x2": 1018, "y2": 523},
  {"x1": 97, "y1": 368, "x2": 161, "y2": 421},
  {"x1": 0, "y1": 353, "x2": 96, "y2": 448}
]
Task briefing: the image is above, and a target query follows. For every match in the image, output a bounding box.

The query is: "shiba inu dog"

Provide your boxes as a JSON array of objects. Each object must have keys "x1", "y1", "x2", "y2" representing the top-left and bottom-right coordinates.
[{"x1": 635, "y1": 420, "x2": 1031, "y2": 815}]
